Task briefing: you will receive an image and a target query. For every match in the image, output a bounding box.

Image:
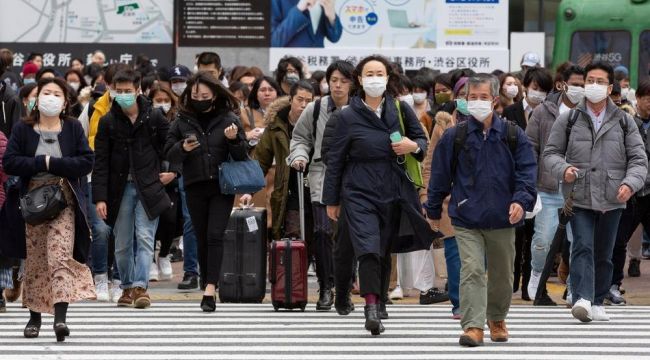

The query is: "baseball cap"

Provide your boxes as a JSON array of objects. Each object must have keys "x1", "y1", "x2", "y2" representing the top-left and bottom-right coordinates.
[
  {"x1": 168, "y1": 65, "x2": 191, "y2": 81},
  {"x1": 521, "y1": 52, "x2": 541, "y2": 67},
  {"x1": 614, "y1": 65, "x2": 629, "y2": 77}
]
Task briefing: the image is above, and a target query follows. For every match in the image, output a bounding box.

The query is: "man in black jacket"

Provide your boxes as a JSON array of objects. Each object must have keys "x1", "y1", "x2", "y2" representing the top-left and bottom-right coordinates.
[
  {"x1": 92, "y1": 69, "x2": 174, "y2": 309},
  {"x1": 0, "y1": 81, "x2": 21, "y2": 137}
]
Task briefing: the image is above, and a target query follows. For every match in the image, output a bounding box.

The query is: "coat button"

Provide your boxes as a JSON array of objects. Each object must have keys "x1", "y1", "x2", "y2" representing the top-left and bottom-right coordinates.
[{"x1": 592, "y1": 168, "x2": 596, "y2": 172}]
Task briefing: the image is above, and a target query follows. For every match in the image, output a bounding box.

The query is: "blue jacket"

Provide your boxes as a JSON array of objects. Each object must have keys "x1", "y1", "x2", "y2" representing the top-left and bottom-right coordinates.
[
  {"x1": 272, "y1": 0, "x2": 343, "y2": 47},
  {"x1": 425, "y1": 114, "x2": 537, "y2": 229}
]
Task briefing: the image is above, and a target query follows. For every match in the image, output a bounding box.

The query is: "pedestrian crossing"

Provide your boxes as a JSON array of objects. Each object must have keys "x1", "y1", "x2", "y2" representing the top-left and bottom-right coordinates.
[{"x1": 1, "y1": 302, "x2": 650, "y2": 359}]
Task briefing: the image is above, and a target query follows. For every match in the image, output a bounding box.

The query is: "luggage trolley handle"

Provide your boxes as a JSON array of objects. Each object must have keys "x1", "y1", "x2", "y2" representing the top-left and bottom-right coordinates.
[{"x1": 297, "y1": 168, "x2": 306, "y2": 242}]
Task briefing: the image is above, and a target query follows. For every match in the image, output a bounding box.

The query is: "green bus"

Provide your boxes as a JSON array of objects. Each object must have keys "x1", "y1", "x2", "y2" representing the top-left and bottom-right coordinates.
[{"x1": 552, "y1": 0, "x2": 650, "y2": 86}]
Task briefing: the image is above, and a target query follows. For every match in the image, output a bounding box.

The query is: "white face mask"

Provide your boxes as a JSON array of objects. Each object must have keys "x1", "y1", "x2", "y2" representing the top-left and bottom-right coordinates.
[
  {"x1": 38, "y1": 94, "x2": 65, "y2": 117},
  {"x1": 565, "y1": 85, "x2": 585, "y2": 105},
  {"x1": 68, "y1": 82, "x2": 81, "y2": 92},
  {"x1": 320, "y1": 82, "x2": 329, "y2": 94},
  {"x1": 155, "y1": 102, "x2": 172, "y2": 114},
  {"x1": 467, "y1": 99, "x2": 494, "y2": 122},
  {"x1": 412, "y1": 92, "x2": 427, "y2": 104},
  {"x1": 362, "y1": 76, "x2": 387, "y2": 98},
  {"x1": 584, "y1": 83, "x2": 609, "y2": 103},
  {"x1": 398, "y1": 94, "x2": 414, "y2": 108},
  {"x1": 621, "y1": 87, "x2": 630, "y2": 100},
  {"x1": 171, "y1": 82, "x2": 187, "y2": 96},
  {"x1": 526, "y1": 89, "x2": 547, "y2": 105},
  {"x1": 504, "y1": 85, "x2": 518, "y2": 99}
]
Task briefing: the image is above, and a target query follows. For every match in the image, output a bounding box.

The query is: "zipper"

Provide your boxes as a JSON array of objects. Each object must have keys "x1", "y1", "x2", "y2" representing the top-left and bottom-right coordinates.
[{"x1": 236, "y1": 211, "x2": 244, "y2": 300}]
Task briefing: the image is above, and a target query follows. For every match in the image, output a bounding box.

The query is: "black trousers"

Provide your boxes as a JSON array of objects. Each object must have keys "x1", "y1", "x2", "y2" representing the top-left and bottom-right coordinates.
[
  {"x1": 612, "y1": 195, "x2": 650, "y2": 286},
  {"x1": 514, "y1": 218, "x2": 534, "y2": 293},
  {"x1": 156, "y1": 188, "x2": 180, "y2": 259},
  {"x1": 184, "y1": 180, "x2": 235, "y2": 287},
  {"x1": 312, "y1": 203, "x2": 334, "y2": 288},
  {"x1": 333, "y1": 206, "x2": 357, "y2": 296},
  {"x1": 358, "y1": 252, "x2": 392, "y2": 299}
]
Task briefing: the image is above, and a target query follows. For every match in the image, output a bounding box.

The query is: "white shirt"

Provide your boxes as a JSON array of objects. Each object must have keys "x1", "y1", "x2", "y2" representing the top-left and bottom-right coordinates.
[
  {"x1": 586, "y1": 104, "x2": 606, "y2": 132},
  {"x1": 362, "y1": 98, "x2": 384, "y2": 119},
  {"x1": 522, "y1": 98, "x2": 533, "y2": 119},
  {"x1": 559, "y1": 102, "x2": 571, "y2": 115}
]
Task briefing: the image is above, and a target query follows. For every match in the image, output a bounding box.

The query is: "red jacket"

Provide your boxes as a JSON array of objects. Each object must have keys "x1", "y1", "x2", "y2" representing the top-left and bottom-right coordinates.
[{"x1": 0, "y1": 130, "x2": 7, "y2": 208}]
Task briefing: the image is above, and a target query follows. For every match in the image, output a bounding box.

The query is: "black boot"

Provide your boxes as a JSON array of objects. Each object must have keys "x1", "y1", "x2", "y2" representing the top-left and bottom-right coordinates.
[
  {"x1": 378, "y1": 302, "x2": 388, "y2": 319},
  {"x1": 334, "y1": 283, "x2": 355, "y2": 315},
  {"x1": 364, "y1": 304, "x2": 382, "y2": 335},
  {"x1": 53, "y1": 302, "x2": 69, "y2": 342},
  {"x1": 316, "y1": 286, "x2": 334, "y2": 311}
]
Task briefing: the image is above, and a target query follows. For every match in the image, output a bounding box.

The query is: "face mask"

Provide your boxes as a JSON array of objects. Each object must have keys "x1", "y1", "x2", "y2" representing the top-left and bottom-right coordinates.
[
  {"x1": 320, "y1": 82, "x2": 329, "y2": 94},
  {"x1": 172, "y1": 83, "x2": 187, "y2": 96},
  {"x1": 191, "y1": 98, "x2": 213, "y2": 113},
  {"x1": 285, "y1": 73, "x2": 300, "y2": 85},
  {"x1": 27, "y1": 97, "x2": 36, "y2": 115},
  {"x1": 24, "y1": 78, "x2": 36, "y2": 85},
  {"x1": 455, "y1": 98, "x2": 469, "y2": 115},
  {"x1": 399, "y1": 94, "x2": 414, "y2": 108},
  {"x1": 435, "y1": 92, "x2": 451, "y2": 105},
  {"x1": 412, "y1": 92, "x2": 428, "y2": 104},
  {"x1": 467, "y1": 100, "x2": 494, "y2": 122},
  {"x1": 362, "y1": 76, "x2": 387, "y2": 98},
  {"x1": 155, "y1": 102, "x2": 172, "y2": 114},
  {"x1": 68, "y1": 82, "x2": 81, "y2": 92},
  {"x1": 37, "y1": 94, "x2": 64, "y2": 117},
  {"x1": 565, "y1": 85, "x2": 585, "y2": 105},
  {"x1": 621, "y1": 87, "x2": 630, "y2": 100},
  {"x1": 527, "y1": 89, "x2": 547, "y2": 105},
  {"x1": 504, "y1": 85, "x2": 519, "y2": 99},
  {"x1": 584, "y1": 83, "x2": 609, "y2": 103},
  {"x1": 115, "y1": 93, "x2": 137, "y2": 109}
]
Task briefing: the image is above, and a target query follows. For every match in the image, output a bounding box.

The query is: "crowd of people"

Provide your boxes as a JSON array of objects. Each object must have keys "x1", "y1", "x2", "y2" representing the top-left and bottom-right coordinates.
[{"x1": 0, "y1": 46, "x2": 649, "y2": 346}]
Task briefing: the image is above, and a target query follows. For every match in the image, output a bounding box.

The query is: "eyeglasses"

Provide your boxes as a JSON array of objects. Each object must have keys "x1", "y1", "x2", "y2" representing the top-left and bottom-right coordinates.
[{"x1": 585, "y1": 78, "x2": 609, "y2": 86}]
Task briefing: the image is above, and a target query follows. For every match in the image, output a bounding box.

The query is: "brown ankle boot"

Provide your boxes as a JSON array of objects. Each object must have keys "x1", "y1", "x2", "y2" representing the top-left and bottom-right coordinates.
[
  {"x1": 459, "y1": 327, "x2": 484, "y2": 347},
  {"x1": 487, "y1": 320, "x2": 508, "y2": 342}
]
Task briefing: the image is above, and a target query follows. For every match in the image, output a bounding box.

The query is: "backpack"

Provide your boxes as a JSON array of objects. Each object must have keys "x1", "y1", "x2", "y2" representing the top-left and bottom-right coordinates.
[{"x1": 451, "y1": 119, "x2": 519, "y2": 182}]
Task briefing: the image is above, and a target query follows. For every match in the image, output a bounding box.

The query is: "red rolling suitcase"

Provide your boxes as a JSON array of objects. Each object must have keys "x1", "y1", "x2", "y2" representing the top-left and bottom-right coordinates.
[{"x1": 269, "y1": 170, "x2": 309, "y2": 311}]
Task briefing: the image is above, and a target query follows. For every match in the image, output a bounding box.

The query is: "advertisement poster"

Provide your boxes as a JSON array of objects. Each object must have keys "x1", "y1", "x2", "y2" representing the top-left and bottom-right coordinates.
[
  {"x1": 0, "y1": 0, "x2": 174, "y2": 73},
  {"x1": 270, "y1": 0, "x2": 509, "y2": 71}
]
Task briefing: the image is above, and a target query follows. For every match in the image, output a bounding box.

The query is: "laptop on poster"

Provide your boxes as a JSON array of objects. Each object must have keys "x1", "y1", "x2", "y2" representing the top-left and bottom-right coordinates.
[{"x1": 387, "y1": 9, "x2": 419, "y2": 28}]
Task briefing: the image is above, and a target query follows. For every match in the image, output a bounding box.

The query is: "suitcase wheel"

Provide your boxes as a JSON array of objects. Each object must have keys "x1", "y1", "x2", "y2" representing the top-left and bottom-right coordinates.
[
  {"x1": 273, "y1": 306, "x2": 279, "y2": 312},
  {"x1": 300, "y1": 305, "x2": 306, "y2": 312}
]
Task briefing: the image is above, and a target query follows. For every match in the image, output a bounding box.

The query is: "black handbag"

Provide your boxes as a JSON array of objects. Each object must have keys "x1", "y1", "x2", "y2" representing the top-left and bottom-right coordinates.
[{"x1": 19, "y1": 178, "x2": 68, "y2": 226}]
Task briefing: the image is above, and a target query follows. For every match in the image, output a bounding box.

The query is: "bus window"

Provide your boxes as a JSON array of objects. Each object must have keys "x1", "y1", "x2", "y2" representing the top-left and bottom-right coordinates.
[
  {"x1": 570, "y1": 31, "x2": 631, "y2": 69},
  {"x1": 640, "y1": 31, "x2": 650, "y2": 83}
]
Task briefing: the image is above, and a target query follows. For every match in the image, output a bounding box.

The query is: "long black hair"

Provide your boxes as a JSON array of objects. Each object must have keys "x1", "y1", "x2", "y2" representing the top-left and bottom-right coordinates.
[
  {"x1": 178, "y1": 72, "x2": 240, "y2": 114},
  {"x1": 23, "y1": 77, "x2": 73, "y2": 125},
  {"x1": 353, "y1": 55, "x2": 401, "y2": 98}
]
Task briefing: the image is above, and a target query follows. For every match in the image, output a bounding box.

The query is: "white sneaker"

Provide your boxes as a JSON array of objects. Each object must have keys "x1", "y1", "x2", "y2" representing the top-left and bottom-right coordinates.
[
  {"x1": 527, "y1": 271, "x2": 541, "y2": 299},
  {"x1": 390, "y1": 285, "x2": 404, "y2": 300},
  {"x1": 149, "y1": 261, "x2": 159, "y2": 281},
  {"x1": 571, "y1": 298, "x2": 593, "y2": 322},
  {"x1": 591, "y1": 305, "x2": 610, "y2": 321},
  {"x1": 110, "y1": 280, "x2": 122, "y2": 303},
  {"x1": 158, "y1": 254, "x2": 173, "y2": 281},
  {"x1": 94, "y1": 274, "x2": 109, "y2": 302}
]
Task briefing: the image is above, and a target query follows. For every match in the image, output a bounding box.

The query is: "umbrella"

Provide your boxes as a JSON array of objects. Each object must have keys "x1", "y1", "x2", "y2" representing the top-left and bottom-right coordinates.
[{"x1": 533, "y1": 184, "x2": 576, "y2": 305}]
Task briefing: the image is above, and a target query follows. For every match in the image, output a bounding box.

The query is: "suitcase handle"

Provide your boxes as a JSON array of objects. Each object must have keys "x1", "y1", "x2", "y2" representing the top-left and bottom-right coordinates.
[
  {"x1": 297, "y1": 170, "x2": 306, "y2": 242},
  {"x1": 269, "y1": 242, "x2": 277, "y2": 284}
]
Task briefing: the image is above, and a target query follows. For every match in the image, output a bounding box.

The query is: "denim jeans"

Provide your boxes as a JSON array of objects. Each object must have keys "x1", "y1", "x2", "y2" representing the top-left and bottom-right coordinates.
[
  {"x1": 569, "y1": 208, "x2": 622, "y2": 305},
  {"x1": 178, "y1": 177, "x2": 199, "y2": 276},
  {"x1": 531, "y1": 191, "x2": 574, "y2": 273},
  {"x1": 113, "y1": 182, "x2": 159, "y2": 289},
  {"x1": 87, "y1": 182, "x2": 118, "y2": 278},
  {"x1": 444, "y1": 237, "x2": 460, "y2": 314}
]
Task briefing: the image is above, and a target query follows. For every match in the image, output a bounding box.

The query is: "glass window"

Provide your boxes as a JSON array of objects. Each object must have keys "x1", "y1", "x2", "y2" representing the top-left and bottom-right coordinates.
[
  {"x1": 570, "y1": 31, "x2": 631, "y2": 70},
  {"x1": 640, "y1": 31, "x2": 650, "y2": 83}
]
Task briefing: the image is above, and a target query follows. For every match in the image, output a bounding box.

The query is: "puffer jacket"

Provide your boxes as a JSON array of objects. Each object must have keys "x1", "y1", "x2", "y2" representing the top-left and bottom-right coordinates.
[
  {"x1": 543, "y1": 99, "x2": 648, "y2": 212},
  {"x1": 0, "y1": 130, "x2": 7, "y2": 208},
  {"x1": 526, "y1": 91, "x2": 564, "y2": 193},
  {"x1": 255, "y1": 96, "x2": 293, "y2": 240}
]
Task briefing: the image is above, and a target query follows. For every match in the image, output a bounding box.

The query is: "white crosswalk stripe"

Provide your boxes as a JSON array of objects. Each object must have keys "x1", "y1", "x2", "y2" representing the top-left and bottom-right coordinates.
[{"x1": 1, "y1": 302, "x2": 650, "y2": 359}]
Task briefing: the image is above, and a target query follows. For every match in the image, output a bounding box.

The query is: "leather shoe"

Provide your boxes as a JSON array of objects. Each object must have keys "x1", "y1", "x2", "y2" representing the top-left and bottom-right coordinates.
[
  {"x1": 487, "y1": 320, "x2": 508, "y2": 342},
  {"x1": 316, "y1": 287, "x2": 334, "y2": 311},
  {"x1": 54, "y1": 323, "x2": 70, "y2": 342},
  {"x1": 378, "y1": 302, "x2": 388, "y2": 319},
  {"x1": 364, "y1": 304, "x2": 382, "y2": 336},
  {"x1": 117, "y1": 288, "x2": 134, "y2": 307},
  {"x1": 23, "y1": 323, "x2": 40, "y2": 339},
  {"x1": 201, "y1": 294, "x2": 216, "y2": 312},
  {"x1": 335, "y1": 293, "x2": 355, "y2": 316},
  {"x1": 459, "y1": 327, "x2": 484, "y2": 347}
]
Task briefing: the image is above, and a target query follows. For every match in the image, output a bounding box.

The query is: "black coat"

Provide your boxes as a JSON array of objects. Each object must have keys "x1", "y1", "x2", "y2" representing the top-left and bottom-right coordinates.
[
  {"x1": 2, "y1": 119, "x2": 94, "y2": 263},
  {"x1": 92, "y1": 95, "x2": 171, "y2": 226},
  {"x1": 502, "y1": 100, "x2": 527, "y2": 130},
  {"x1": 164, "y1": 109, "x2": 248, "y2": 188},
  {"x1": 0, "y1": 82, "x2": 22, "y2": 137},
  {"x1": 322, "y1": 95, "x2": 433, "y2": 257}
]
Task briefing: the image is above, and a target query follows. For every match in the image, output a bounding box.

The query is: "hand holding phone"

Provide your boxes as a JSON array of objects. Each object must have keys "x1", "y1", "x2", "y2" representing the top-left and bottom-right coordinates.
[
  {"x1": 390, "y1": 131, "x2": 402, "y2": 143},
  {"x1": 183, "y1": 133, "x2": 200, "y2": 152}
]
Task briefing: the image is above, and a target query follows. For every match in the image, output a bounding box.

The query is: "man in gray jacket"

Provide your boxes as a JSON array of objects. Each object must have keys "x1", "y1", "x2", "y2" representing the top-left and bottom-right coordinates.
[
  {"x1": 525, "y1": 65, "x2": 584, "y2": 304},
  {"x1": 543, "y1": 62, "x2": 648, "y2": 323},
  {"x1": 287, "y1": 60, "x2": 354, "y2": 312}
]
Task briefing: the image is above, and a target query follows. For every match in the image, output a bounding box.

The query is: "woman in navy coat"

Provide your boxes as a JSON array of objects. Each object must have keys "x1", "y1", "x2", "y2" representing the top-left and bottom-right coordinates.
[{"x1": 322, "y1": 55, "x2": 432, "y2": 335}]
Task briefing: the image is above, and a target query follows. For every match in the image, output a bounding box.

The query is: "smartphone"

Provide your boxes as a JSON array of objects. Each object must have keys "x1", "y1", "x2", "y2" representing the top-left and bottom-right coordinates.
[
  {"x1": 390, "y1": 131, "x2": 402, "y2": 143},
  {"x1": 184, "y1": 133, "x2": 198, "y2": 143}
]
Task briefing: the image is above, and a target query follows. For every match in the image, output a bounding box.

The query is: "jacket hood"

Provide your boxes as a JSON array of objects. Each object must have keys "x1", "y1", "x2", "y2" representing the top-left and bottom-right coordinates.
[
  {"x1": 109, "y1": 94, "x2": 152, "y2": 118},
  {"x1": 264, "y1": 96, "x2": 291, "y2": 126}
]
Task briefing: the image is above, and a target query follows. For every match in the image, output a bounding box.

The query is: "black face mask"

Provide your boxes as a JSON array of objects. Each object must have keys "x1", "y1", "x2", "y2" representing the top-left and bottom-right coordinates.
[{"x1": 191, "y1": 99, "x2": 213, "y2": 113}]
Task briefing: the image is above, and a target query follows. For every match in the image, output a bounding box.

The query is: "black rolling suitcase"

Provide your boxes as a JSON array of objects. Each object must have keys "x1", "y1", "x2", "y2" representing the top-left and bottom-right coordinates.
[{"x1": 219, "y1": 206, "x2": 267, "y2": 303}]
